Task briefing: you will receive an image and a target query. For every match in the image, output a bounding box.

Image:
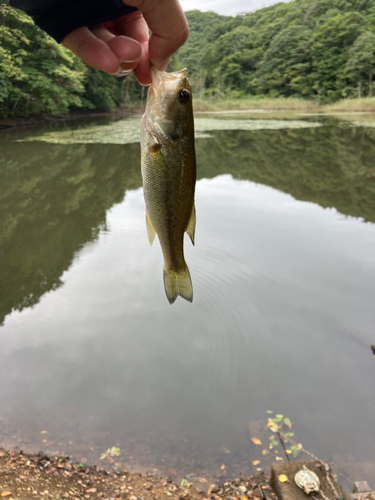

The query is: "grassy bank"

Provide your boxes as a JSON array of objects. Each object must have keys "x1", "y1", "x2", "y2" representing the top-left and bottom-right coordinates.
[{"x1": 193, "y1": 96, "x2": 375, "y2": 113}]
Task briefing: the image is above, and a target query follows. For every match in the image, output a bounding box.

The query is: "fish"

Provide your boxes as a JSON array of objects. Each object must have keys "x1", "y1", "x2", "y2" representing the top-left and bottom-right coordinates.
[{"x1": 140, "y1": 66, "x2": 197, "y2": 304}]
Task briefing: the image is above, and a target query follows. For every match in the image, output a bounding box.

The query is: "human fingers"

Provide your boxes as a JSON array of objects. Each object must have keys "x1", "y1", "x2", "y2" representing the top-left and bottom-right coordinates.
[
  {"x1": 62, "y1": 26, "x2": 141, "y2": 75},
  {"x1": 91, "y1": 25, "x2": 142, "y2": 75},
  {"x1": 115, "y1": 11, "x2": 151, "y2": 85},
  {"x1": 123, "y1": 0, "x2": 189, "y2": 70}
]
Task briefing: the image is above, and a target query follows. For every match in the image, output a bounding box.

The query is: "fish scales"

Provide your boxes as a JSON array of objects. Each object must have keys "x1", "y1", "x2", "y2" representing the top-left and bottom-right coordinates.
[{"x1": 140, "y1": 66, "x2": 197, "y2": 304}]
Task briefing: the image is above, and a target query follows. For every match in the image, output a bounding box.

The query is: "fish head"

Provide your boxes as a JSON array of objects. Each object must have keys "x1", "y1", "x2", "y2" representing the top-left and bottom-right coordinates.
[{"x1": 144, "y1": 66, "x2": 194, "y2": 146}]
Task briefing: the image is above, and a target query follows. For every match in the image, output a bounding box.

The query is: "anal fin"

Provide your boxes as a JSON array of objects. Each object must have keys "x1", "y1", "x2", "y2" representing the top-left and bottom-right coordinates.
[
  {"x1": 146, "y1": 211, "x2": 156, "y2": 245},
  {"x1": 185, "y1": 203, "x2": 196, "y2": 245}
]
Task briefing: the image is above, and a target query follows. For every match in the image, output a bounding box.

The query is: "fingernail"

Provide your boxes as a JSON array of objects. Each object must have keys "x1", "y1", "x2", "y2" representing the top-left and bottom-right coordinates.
[
  {"x1": 110, "y1": 69, "x2": 132, "y2": 77},
  {"x1": 120, "y1": 58, "x2": 140, "y2": 64}
]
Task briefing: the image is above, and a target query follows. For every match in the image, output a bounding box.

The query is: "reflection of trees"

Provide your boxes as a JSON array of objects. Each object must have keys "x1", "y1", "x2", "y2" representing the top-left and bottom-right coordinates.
[
  {"x1": 1, "y1": 121, "x2": 375, "y2": 324},
  {"x1": 0, "y1": 140, "x2": 141, "y2": 325},
  {"x1": 196, "y1": 124, "x2": 375, "y2": 223}
]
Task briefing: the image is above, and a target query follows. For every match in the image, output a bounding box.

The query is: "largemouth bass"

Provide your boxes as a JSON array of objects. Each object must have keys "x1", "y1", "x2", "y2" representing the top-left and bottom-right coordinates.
[{"x1": 140, "y1": 66, "x2": 196, "y2": 304}]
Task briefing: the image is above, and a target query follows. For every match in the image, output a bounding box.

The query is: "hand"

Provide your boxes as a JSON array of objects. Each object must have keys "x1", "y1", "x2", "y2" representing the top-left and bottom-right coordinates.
[{"x1": 61, "y1": 0, "x2": 189, "y2": 86}]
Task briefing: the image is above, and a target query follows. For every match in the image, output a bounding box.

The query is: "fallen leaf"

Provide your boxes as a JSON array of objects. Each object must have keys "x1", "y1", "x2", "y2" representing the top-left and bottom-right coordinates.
[
  {"x1": 198, "y1": 478, "x2": 208, "y2": 483},
  {"x1": 251, "y1": 437, "x2": 262, "y2": 445},
  {"x1": 110, "y1": 447, "x2": 121, "y2": 457},
  {"x1": 284, "y1": 418, "x2": 292, "y2": 428},
  {"x1": 40, "y1": 431, "x2": 48, "y2": 434},
  {"x1": 220, "y1": 464, "x2": 225, "y2": 470},
  {"x1": 252, "y1": 460, "x2": 260, "y2": 465},
  {"x1": 266, "y1": 410, "x2": 273, "y2": 414},
  {"x1": 286, "y1": 449, "x2": 292, "y2": 454},
  {"x1": 256, "y1": 468, "x2": 262, "y2": 471},
  {"x1": 275, "y1": 457, "x2": 284, "y2": 461},
  {"x1": 278, "y1": 474, "x2": 288, "y2": 483},
  {"x1": 262, "y1": 449, "x2": 269, "y2": 455},
  {"x1": 208, "y1": 485, "x2": 216, "y2": 495},
  {"x1": 1, "y1": 493, "x2": 12, "y2": 498}
]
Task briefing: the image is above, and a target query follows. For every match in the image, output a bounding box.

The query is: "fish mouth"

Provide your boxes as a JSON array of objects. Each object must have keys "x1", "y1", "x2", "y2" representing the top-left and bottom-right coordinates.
[{"x1": 150, "y1": 65, "x2": 188, "y2": 94}]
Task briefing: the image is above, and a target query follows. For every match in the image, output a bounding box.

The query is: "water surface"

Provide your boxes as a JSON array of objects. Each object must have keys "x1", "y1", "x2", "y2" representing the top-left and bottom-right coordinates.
[{"x1": 1, "y1": 114, "x2": 375, "y2": 488}]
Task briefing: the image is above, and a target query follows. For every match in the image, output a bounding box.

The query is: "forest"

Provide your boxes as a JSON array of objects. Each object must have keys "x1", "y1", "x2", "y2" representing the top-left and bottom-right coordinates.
[{"x1": 1, "y1": 0, "x2": 375, "y2": 117}]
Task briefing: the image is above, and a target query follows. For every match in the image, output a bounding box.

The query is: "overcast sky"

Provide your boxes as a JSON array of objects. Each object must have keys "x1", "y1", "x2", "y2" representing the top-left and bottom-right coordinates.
[{"x1": 179, "y1": 0, "x2": 290, "y2": 17}]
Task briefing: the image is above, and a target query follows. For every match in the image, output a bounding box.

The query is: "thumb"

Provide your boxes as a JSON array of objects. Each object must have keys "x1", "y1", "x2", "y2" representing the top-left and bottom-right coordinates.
[{"x1": 123, "y1": 0, "x2": 189, "y2": 69}]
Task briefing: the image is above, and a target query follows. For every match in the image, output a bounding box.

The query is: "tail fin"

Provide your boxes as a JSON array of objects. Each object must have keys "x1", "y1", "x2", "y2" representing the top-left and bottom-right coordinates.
[{"x1": 163, "y1": 265, "x2": 193, "y2": 304}]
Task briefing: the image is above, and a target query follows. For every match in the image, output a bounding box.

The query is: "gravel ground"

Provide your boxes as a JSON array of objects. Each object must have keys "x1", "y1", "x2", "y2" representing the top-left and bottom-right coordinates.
[{"x1": 0, "y1": 449, "x2": 276, "y2": 500}]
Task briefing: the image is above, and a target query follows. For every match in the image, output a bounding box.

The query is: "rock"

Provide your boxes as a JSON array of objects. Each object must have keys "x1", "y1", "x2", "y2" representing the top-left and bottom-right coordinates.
[
  {"x1": 353, "y1": 482, "x2": 371, "y2": 494},
  {"x1": 271, "y1": 460, "x2": 352, "y2": 500}
]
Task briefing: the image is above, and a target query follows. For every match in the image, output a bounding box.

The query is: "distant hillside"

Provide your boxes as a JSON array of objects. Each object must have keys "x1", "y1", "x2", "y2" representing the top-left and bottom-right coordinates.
[
  {"x1": 2, "y1": 0, "x2": 375, "y2": 117},
  {"x1": 171, "y1": 1, "x2": 375, "y2": 101}
]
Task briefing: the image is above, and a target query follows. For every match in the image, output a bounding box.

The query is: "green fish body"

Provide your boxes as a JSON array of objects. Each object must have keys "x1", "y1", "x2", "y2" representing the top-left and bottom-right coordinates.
[{"x1": 140, "y1": 66, "x2": 196, "y2": 304}]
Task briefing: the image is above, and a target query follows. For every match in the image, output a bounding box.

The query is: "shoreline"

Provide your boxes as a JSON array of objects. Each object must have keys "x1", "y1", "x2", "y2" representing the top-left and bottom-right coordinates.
[
  {"x1": 2, "y1": 99, "x2": 375, "y2": 130},
  {"x1": 0, "y1": 109, "x2": 142, "y2": 131},
  {"x1": 0, "y1": 448, "x2": 273, "y2": 500}
]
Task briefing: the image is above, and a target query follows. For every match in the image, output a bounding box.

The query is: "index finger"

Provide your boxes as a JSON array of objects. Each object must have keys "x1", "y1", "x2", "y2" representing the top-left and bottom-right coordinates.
[{"x1": 123, "y1": 0, "x2": 189, "y2": 70}]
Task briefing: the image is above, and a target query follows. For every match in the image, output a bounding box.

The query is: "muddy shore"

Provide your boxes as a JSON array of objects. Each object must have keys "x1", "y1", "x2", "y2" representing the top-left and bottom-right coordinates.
[
  {"x1": 0, "y1": 449, "x2": 274, "y2": 500},
  {"x1": 0, "y1": 110, "x2": 142, "y2": 130}
]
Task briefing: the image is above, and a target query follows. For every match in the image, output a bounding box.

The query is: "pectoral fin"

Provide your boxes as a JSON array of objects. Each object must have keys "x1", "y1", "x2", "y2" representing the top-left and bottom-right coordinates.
[
  {"x1": 185, "y1": 203, "x2": 196, "y2": 245},
  {"x1": 146, "y1": 211, "x2": 156, "y2": 245}
]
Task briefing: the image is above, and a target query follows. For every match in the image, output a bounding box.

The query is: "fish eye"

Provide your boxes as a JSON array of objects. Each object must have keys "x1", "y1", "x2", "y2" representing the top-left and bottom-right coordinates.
[{"x1": 178, "y1": 89, "x2": 190, "y2": 104}]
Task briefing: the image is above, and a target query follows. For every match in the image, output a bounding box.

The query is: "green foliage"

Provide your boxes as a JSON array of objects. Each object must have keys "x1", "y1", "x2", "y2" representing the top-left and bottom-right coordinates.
[
  {"x1": 3, "y1": 0, "x2": 375, "y2": 115},
  {"x1": 346, "y1": 31, "x2": 375, "y2": 96},
  {"x1": 173, "y1": 0, "x2": 375, "y2": 102},
  {"x1": 0, "y1": 0, "x2": 89, "y2": 116},
  {"x1": 0, "y1": 0, "x2": 143, "y2": 117},
  {"x1": 256, "y1": 23, "x2": 312, "y2": 96},
  {"x1": 309, "y1": 12, "x2": 365, "y2": 101}
]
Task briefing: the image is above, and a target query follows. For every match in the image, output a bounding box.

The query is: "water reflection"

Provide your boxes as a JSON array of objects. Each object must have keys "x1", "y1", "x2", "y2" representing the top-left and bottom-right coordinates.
[
  {"x1": 0, "y1": 140, "x2": 141, "y2": 325},
  {"x1": 1, "y1": 122, "x2": 375, "y2": 326},
  {"x1": 0, "y1": 119, "x2": 375, "y2": 487}
]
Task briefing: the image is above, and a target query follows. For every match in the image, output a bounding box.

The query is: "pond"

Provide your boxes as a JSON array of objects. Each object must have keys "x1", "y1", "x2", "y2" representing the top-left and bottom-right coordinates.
[{"x1": 0, "y1": 112, "x2": 375, "y2": 489}]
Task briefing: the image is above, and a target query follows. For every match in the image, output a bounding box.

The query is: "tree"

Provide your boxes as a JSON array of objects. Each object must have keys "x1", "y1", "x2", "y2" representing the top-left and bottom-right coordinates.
[
  {"x1": 256, "y1": 23, "x2": 312, "y2": 96},
  {"x1": 346, "y1": 31, "x2": 375, "y2": 97},
  {"x1": 0, "y1": 0, "x2": 87, "y2": 117},
  {"x1": 309, "y1": 12, "x2": 365, "y2": 101}
]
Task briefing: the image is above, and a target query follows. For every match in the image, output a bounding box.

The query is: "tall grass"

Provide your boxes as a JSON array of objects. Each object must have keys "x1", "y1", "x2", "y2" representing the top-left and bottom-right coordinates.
[
  {"x1": 193, "y1": 97, "x2": 320, "y2": 112},
  {"x1": 323, "y1": 97, "x2": 375, "y2": 112},
  {"x1": 193, "y1": 96, "x2": 375, "y2": 113}
]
